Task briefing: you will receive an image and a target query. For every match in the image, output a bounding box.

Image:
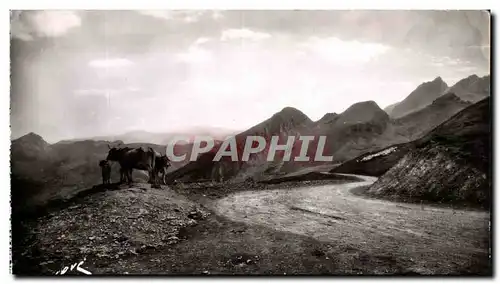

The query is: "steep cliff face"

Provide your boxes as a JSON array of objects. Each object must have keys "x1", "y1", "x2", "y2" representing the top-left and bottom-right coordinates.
[{"x1": 366, "y1": 97, "x2": 491, "y2": 208}]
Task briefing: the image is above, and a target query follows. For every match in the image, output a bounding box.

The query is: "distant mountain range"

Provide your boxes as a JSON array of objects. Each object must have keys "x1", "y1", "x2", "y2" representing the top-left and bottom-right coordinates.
[
  {"x1": 385, "y1": 74, "x2": 490, "y2": 118},
  {"x1": 167, "y1": 73, "x2": 490, "y2": 182},
  {"x1": 56, "y1": 126, "x2": 239, "y2": 145}
]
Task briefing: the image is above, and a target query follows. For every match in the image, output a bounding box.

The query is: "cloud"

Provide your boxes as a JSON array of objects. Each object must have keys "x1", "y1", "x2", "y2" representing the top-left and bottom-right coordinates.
[
  {"x1": 137, "y1": 10, "x2": 173, "y2": 20},
  {"x1": 73, "y1": 87, "x2": 141, "y2": 96},
  {"x1": 211, "y1": 10, "x2": 224, "y2": 20},
  {"x1": 301, "y1": 37, "x2": 390, "y2": 64},
  {"x1": 11, "y1": 10, "x2": 81, "y2": 40},
  {"x1": 430, "y1": 56, "x2": 465, "y2": 67},
  {"x1": 176, "y1": 46, "x2": 212, "y2": 63},
  {"x1": 221, "y1": 28, "x2": 271, "y2": 41},
  {"x1": 88, "y1": 58, "x2": 134, "y2": 68},
  {"x1": 194, "y1": 37, "x2": 210, "y2": 45},
  {"x1": 175, "y1": 38, "x2": 213, "y2": 63},
  {"x1": 137, "y1": 10, "x2": 205, "y2": 23}
]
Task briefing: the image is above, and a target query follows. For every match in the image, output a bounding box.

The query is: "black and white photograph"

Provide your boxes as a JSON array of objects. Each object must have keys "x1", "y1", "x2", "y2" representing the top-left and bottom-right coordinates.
[{"x1": 9, "y1": 8, "x2": 492, "y2": 276}]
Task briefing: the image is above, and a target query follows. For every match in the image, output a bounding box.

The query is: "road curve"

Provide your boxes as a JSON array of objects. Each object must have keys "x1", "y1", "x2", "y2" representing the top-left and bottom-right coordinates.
[{"x1": 212, "y1": 174, "x2": 490, "y2": 274}]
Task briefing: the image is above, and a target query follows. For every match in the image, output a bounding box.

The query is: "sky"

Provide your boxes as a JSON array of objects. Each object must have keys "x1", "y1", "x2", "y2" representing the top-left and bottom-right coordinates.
[{"x1": 10, "y1": 10, "x2": 490, "y2": 142}]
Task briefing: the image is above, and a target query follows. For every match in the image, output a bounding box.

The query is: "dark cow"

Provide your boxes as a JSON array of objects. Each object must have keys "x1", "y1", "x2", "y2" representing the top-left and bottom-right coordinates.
[
  {"x1": 154, "y1": 154, "x2": 171, "y2": 185},
  {"x1": 106, "y1": 146, "x2": 132, "y2": 183},
  {"x1": 98, "y1": 159, "x2": 111, "y2": 185},
  {"x1": 106, "y1": 146, "x2": 158, "y2": 186}
]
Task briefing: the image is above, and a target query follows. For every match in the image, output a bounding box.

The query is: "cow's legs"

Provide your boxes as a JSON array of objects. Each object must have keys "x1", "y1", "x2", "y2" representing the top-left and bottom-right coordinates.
[
  {"x1": 119, "y1": 168, "x2": 125, "y2": 184},
  {"x1": 149, "y1": 168, "x2": 158, "y2": 187},
  {"x1": 128, "y1": 169, "x2": 134, "y2": 184}
]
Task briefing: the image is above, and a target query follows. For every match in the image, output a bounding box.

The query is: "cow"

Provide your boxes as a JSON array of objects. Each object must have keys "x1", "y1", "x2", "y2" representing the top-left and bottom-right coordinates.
[
  {"x1": 106, "y1": 145, "x2": 158, "y2": 186},
  {"x1": 154, "y1": 154, "x2": 172, "y2": 185},
  {"x1": 98, "y1": 159, "x2": 111, "y2": 185},
  {"x1": 105, "y1": 146, "x2": 132, "y2": 183},
  {"x1": 147, "y1": 148, "x2": 172, "y2": 185}
]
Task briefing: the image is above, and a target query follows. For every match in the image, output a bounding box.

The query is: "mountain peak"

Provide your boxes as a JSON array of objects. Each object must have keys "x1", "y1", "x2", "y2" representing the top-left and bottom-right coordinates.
[
  {"x1": 15, "y1": 132, "x2": 46, "y2": 143},
  {"x1": 279, "y1": 106, "x2": 304, "y2": 115},
  {"x1": 389, "y1": 77, "x2": 449, "y2": 118},
  {"x1": 453, "y1": 74, "x2": 480, "y2": 86},
  {"x1": 336, "y1": 100, "x2": 388, "y2": 125},
  {"x1": 343, "y1": 100, "x2": 383, "y2": 114},
  {"x1": 241, "y1": 106, "x2": 312, "y2": 137},
  {"x1": 12, "y1": 132, "x2": 51, "y2": 159},
  {"x1": 274, "y1": 106, "x2": 311, "y2": 123},
  {"x1": 317, "y1": 112, "x2": 339, "y2": 124},
  {"x1": 446, "y1": 73, "x2": 490, "y2": 103},
  {"x1": 433, "y1": 76, "x2": 444, "y2": 83},
  {"x1": 432, "y1": 92, "x2": 464, "y2": 105},
  {"x1": 426, "y1": 76, "x2": 447, "y2": 87}
]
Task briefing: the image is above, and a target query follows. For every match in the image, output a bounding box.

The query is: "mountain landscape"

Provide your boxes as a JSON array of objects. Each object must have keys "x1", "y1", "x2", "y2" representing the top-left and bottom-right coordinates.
[
  {"x1": 12, "y1": 74, "x2": 490, "y2": 200},
  {"x1": 11, "y1": 73, "x2": 492, "y2": 275},
  {"x1": 10, "y1": 9, "x2": 493, "y2": 277},
  {"x1": 165, "y1": 74, "x2": 487, "y2": 183}
]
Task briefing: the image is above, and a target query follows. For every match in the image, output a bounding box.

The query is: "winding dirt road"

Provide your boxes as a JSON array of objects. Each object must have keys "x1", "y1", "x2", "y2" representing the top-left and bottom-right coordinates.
[{"x1": 213, "y1": 174, "x2": 490, "y2": 274}]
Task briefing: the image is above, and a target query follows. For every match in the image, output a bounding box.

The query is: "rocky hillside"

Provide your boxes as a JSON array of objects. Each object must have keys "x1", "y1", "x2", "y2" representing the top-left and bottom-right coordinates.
[
  {"x1": 367, "y1": 97, "x2": 491, "y2": 208},
  {"x1": 12, "y1": 182, "x2": 210, "y2": 275},
  {"x1": 388, "y1": 77, "x2": 448, "y2": 118}
]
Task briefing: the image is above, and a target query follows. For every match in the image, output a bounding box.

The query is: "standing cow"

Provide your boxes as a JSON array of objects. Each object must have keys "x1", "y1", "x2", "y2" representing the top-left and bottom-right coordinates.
[
  {"x1": 106, "y1": 146, "x2": 159, "y2": 186},
  {"x1": 154, "y1": 153, "x2": 172, "y2": 185},
  {"x1": 106, "y1": 146, "x2": 132, "y2": 183},
  {"x1": 98, "y1": 159, "x2": 111, "y2": 185}
]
